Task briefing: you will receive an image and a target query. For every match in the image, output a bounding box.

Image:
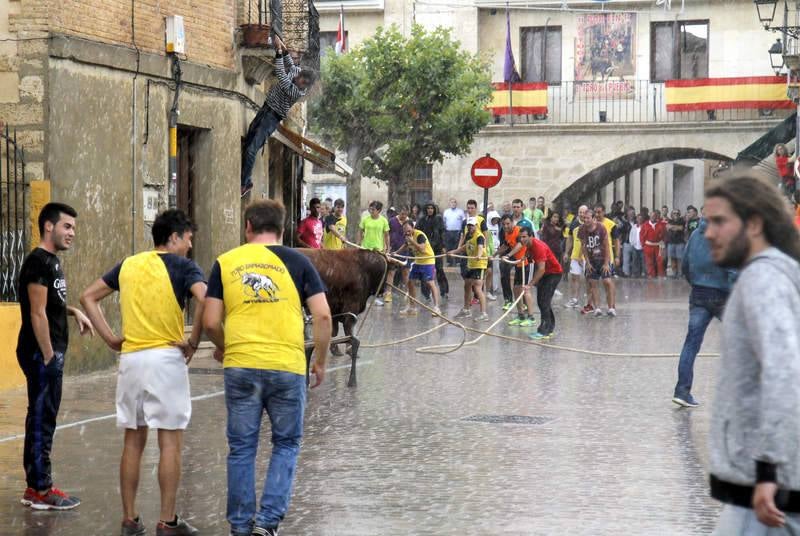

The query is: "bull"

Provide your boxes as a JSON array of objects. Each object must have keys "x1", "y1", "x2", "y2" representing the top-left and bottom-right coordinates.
[{"x1": 300, "y1": 248, "x2": 388, "y2": 346}]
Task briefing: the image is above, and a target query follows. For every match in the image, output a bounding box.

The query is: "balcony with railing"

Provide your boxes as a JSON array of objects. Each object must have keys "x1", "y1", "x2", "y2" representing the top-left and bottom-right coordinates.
[{"x1": 488, "y1": 77, "x2": 795, "y2": 125}]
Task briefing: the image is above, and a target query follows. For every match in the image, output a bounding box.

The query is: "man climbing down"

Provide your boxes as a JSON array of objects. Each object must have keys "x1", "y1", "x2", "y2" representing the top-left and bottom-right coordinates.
[{"x1": 241, "y1": 37, "x2": 315, "y2": 197}]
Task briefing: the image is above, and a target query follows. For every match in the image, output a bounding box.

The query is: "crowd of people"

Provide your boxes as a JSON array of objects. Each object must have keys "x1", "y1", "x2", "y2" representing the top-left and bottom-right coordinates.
[{"x1": 294, "y1": 194, "x2": 706, "y2": 337}]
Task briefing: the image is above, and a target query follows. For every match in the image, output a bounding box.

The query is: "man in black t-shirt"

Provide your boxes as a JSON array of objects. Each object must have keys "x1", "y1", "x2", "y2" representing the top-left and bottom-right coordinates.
[{"x1": 17, "y1": 202, "x2": 93, "y2": 511}]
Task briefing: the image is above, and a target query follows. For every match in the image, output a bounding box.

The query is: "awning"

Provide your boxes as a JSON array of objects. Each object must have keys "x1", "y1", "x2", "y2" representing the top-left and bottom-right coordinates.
[
  {"x1": 274, "y1": 124, "x2": 352, "y2": 177},
  {"x1": 734, "y1": 112, "x2": 796, "y2": 166}
]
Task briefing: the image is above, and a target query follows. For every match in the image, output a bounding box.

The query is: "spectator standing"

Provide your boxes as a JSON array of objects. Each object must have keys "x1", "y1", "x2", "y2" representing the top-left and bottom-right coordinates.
[
  {"x1": 775, "y1": 143, "x2": 796, "y2": 196},
  {"x1": 417, "y1": 202, "x2": 449, "y2": 300},
  {"x1": 322, "y1": 199, "x2": 347, "y2": 250},
  {"x1": 685, "y1": 205, "x2": 701, "y2": 237},
  {"x1": 539, "y1": 211, "x2": 563, "y2": 260},
  {"x1": 629, "y1": 214, "x2": 644, "y2": 277},
  {"x1": 704, "y1": 176, "x2": 800, "y2": 534},
  {"x1": 620, "y1": 207, "x2": 636, "y2": 277},
  {"x1": 296, "y1": 198, "x2": 323, "y2": 249},
  {"x1": 666, "y1": 209, "x2": 686, "y2": 278},
  {"x1": 385, "y1": 206, "x2": 411, "y2": 304},
  {"x1": 640, "y1": 210, "x2": 666, "y2": 278},
  {"x1": 442, "y1": 198, "x2": 465, "y2": 267}
]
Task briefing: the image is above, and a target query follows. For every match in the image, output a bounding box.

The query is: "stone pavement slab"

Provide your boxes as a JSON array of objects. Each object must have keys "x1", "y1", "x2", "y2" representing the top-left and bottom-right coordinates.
[{"x1": 0, "y1": 277, "x2": 723, "y2": 535}]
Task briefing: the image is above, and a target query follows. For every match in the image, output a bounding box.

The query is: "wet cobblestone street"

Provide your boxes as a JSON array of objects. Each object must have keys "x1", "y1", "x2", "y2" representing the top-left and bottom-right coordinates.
[{"x1": 0, "y1": 277, "x2": 723, "y2": 535}]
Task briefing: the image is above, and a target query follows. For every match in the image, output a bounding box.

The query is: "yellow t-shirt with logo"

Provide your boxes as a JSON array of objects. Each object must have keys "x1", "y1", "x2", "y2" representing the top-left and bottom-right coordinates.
[
  {"x1": 103, "y1": 250, "x2": 205, "y2": 353},
  {"x1": 323, "y1": 215, "x2": 347, "y2": 250},
  {"x1": 601, "y1": 217, "x2": 617, "y2": 263},
  {"x1": 570, "y1": 225, "x2": 584, "y2": 261},
  {"x1": 466, "y1": 231, "x2": 488, "y2": 270},
  {"x1": 207, "y1": 243, "x2": 326, "y2": 375},
  {"x1": 409, "y1": 229, "x2": 435, "y2": 265}
]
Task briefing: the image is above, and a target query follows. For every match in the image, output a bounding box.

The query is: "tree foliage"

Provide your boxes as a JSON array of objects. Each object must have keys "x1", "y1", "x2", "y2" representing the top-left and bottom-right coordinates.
[{"x1": 309, "y1": 25, "x2": 492, "y2": 232}]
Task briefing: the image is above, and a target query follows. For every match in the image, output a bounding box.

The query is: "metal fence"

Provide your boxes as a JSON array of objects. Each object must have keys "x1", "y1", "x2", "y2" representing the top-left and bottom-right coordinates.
[
  {"x1": 492, "y1": 80, "x2": 795, "y2": 125},
  {"x1": 0, "y1": 126, "x2": 27, "y2": 303}
]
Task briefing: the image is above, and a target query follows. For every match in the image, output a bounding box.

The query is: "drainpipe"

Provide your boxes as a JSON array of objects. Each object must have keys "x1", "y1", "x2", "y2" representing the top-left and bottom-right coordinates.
[
  {"x1": 131, "y1": 0, "x2": 140, "y2": 254},
  {"x1": 168, "y1": 55, "x2": 182, "y2": 209}
]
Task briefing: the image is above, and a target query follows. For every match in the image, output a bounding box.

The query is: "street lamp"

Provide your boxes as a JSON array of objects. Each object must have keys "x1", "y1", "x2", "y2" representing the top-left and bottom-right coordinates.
[
  {"x1": 755, "y1": 0, "x2": 779, "y2": 28},
  {"x1": 770, "y1": 38, "x2": 785, "y2": 74}
]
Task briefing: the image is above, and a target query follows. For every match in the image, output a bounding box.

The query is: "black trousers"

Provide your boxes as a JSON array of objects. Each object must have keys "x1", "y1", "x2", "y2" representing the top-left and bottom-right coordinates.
[
  {"x1": 500, "y1": 260, "x2": 514, "y2": 302},
  {"x1": 536, "y1": 274, "x2": 561, "y2": 335},
  {"x1": 18, "y1": 351, "x2": 64, "y2": 490}
]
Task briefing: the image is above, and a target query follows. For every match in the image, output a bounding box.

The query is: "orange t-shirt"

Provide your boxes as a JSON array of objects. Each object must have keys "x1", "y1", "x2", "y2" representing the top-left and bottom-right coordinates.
[{"x1": 505, "y1": 226, "x2": 529, "y2": 265}]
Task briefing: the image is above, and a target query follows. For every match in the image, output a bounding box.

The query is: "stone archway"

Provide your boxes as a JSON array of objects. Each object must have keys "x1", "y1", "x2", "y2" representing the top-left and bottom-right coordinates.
[{"x1": 552, "y1": 147, "x2": 734, "y2": 206}]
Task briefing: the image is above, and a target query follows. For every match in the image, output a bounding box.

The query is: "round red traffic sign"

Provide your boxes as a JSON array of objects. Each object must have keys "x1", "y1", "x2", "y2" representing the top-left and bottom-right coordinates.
[{"x1": 471, "y1": 155, "x2": 503, "y2": 189}]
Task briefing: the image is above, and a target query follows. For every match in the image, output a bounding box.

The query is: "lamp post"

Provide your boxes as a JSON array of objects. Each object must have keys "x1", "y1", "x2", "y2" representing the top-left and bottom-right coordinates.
[
  {"x1": 770, "y1": 38, "x2": 785, "y2": 73},
  {"x1": 755, "y1": 0, "x2": 779, "y2": 27}
]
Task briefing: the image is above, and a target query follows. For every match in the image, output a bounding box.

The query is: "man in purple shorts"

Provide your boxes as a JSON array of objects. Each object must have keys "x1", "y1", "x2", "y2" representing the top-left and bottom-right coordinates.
[{"x1": 397, "y1": 221, "x2": 441, "y2": 316}]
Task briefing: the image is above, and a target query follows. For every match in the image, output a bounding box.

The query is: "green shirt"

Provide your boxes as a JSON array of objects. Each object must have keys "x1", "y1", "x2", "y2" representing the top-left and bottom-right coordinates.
[
  {"x1": 532, "y1": 208, "x2": 544, "y2": 231},
  {"x1": 359, "y1": 215, "x2": 389, "y2": 250}
]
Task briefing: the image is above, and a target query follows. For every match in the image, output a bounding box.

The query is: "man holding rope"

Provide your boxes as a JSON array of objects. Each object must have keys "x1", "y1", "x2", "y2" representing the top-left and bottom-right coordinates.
[
  {"x1": 502, "y1": 219, "x2": 536, "y2": 328},
  {"x1": 449, "y1": 217, "x2": 489, "y2": 321},
  {"x1": 518, "y1": 227, "x2": 563, "y2": 340},
  {"x1": 397, "y1": 221, "x2": 441, "y2": 317}
]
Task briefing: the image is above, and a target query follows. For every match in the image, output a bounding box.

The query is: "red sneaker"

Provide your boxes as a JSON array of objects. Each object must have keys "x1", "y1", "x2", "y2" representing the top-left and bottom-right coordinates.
[
  {"x1": 580, "y1": 304, "x2": 595, "y2": 315},
  {"x1": 21, "y1": 487, "x2": 81, "y2": 510}
]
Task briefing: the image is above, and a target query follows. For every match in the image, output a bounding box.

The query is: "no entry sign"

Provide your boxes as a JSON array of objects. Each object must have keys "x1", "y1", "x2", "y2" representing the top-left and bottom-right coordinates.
[{"x1": 471, "y1": 155, "x2": 503, "y2": 189}]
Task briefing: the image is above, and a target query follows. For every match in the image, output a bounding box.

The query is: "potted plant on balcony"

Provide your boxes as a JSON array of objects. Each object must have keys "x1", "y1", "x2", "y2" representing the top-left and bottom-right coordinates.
[{"x1": 241, "y1": 0, "x2": 271, "y2": 47}]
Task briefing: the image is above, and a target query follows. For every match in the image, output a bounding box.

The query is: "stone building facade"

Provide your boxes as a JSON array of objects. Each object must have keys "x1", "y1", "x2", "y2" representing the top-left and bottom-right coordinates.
[
  {"x1": 309, "y1": 0, "x2": 787, "y2": 212},
  {"x1": 0, "y1": 0, "x2": 316, "y2": 371}
]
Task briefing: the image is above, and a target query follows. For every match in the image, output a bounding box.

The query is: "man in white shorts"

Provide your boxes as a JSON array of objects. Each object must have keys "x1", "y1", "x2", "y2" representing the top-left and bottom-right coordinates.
[
  {"x1": 80, "y1": 209, "x2": 206, "y2": 536},
  {"x1": 563, "y1": 205, "x2": 588, "y2": 309}
]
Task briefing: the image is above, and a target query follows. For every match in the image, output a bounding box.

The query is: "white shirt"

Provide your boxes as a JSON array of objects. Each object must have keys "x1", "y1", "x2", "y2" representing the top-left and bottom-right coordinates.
[
  {"x1": 443, "y1": 207, "x2": 466, "y2": 231},
  {"x1": 629, "y1": 224, "x2": 642, "y2": 250}
]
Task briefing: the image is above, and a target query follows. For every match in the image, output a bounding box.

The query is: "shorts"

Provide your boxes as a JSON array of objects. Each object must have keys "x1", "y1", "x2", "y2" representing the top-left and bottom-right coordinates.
[
  {"x1": 569, "y1": 259, "x2": 585, "y2": 276},
  {"x1": 667, "y1": 243, "x2": 685, "y2": 260},
  {"x1": 409, "y1": 263, "x2": 435, "y2": 282},
  {"x1": 464, "y1": 269, "x2": 485, "y2": 281},
  {"x1": 514, "y1": 265, "x2": 531, "y2": 286},
  {"x1": 116, "y1": 347, "x2": 191, "y2": 430},
  {"x1": 587, "y1": 260, "x2": 612, "y2": 280}
]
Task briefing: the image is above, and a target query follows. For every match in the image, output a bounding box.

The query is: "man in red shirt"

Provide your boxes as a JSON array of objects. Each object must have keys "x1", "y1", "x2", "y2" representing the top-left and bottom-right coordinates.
[
  {"x1": 518, "y1": 227, "x2": 563, "y2": 339},
  {"x1": 297, "y1": 198, "x2": 323, "y2": 249},
  {"x1": 500, "y1": 220, "x2": 536, "y2": 327},
  {"x1": 639, "y1": 210, "x2": 666, "y2": 278}
]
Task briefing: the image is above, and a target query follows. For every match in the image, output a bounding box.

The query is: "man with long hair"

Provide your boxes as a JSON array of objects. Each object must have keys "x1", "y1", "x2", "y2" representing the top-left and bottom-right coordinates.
[{"x1": 705, "y1": 175, "x2": 800, "y2": 533}]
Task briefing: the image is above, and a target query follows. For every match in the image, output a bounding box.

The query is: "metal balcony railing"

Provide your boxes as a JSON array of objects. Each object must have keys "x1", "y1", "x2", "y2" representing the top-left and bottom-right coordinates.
[{"x1": 492, "y1": 80, "x2": 794, "y2": 126}]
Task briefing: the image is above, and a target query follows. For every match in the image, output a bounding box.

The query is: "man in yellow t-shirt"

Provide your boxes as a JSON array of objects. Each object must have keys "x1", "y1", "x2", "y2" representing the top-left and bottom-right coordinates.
[
  {"x1": 203, "y1": 200, "x2": 331, "y2": 536},
  {"x1": 80, "y1": 209, "x2": 207, "y2": 534},
  {"x1": 563, "y1": 205, "x2": 589, "y2": 309},
  {"x1": 323, "y1": 198, "x2": 347, "y2": 250},
  {"x1": 396, "y1": 221, "x2": 441, "y2": 316}
]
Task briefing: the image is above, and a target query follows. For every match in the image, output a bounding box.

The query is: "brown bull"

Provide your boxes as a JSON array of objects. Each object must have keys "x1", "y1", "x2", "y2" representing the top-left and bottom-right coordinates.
[{"x1": 300, "y1": 248, "x2": 388, "y2": 351}]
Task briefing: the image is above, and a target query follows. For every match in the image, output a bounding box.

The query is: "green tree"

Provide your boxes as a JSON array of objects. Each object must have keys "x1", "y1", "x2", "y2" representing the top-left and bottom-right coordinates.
[{"x1": 310, "y1": 25, "x2": 492, "y2": 236}]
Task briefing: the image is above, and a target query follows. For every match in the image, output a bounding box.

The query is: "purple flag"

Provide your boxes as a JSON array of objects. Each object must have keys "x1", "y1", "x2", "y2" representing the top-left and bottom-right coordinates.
[{"x1": 504, "y1": 8, "x2": 521, "y2": 83}]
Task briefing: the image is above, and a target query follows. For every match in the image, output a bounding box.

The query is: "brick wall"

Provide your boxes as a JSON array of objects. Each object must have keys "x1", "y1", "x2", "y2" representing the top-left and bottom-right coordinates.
[{"x1": 52, "y1": 0, "x2": 237, "y2": 70}]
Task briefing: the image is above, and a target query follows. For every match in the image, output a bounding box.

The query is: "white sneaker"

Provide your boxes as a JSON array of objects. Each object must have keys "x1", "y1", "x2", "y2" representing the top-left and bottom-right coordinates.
[
  {"x1": 454, "y1": 309, "x2": 471, "y2": 319},
  {"x1": 374, "y1": 297, "x2": 385, "y2": 306},
  {"x1": 431, "y1": 306, "x2": 441, "y2": 317},
  {"x1": 607, "y1": 308, "x2": 617, "y2": 317},
  {"x1": 475, "y1": 312, "x2": 490, "y2": 322},
  {"x1": 554, "y1": 289, "x2": 563, "y2": 298},
  {"x1": 486, "y1": 292, "x2": 497, "y2": 301},
  {"x1": 399, "y1": 306, "x2": 412, "y2": 316},
  {"x1": 593, "y1": 308, "x2": 604, "y2": 317},
  {"x1": 564, "y1": 298, "x2": 579, "y2": 308}
]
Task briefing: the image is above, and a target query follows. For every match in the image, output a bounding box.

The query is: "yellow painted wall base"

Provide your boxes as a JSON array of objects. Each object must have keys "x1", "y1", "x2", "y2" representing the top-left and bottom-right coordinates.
[{"x1": 0, "y1": 303, "x2": 23, "y2": 390}]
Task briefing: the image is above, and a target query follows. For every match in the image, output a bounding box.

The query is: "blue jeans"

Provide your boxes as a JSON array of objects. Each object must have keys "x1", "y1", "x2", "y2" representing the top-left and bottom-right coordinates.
[
  {"x1": 241, "y1": 106, "x2": 282, "y2": 188},
  {"x1": 674, "y1": 286, "x2": 728, "y2": 398},
  {"x1": 224, "y1": 368, "x2": 306, "y2": 534}
]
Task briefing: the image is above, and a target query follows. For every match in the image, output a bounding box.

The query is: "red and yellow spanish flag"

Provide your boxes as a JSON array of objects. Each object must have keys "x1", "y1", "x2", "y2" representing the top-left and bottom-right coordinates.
[
  {"x1": 665, "y1": 76, "x2": 793, "y2": 111},
  {"x1": 488, "y1": 82, "x2": 548, "y2": 116}
]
